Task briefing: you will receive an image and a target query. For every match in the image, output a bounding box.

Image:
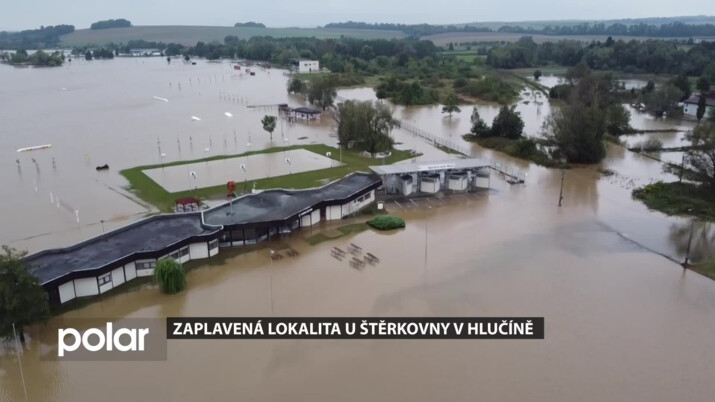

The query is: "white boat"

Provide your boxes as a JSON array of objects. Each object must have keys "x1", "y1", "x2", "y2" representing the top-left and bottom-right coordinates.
[{"x1": 17, "y1": 144, "x2": 52, "y2": 153}]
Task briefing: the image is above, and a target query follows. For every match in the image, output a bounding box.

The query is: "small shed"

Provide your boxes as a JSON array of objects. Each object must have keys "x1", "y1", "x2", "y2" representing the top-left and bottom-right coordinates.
[{"x1": 291, "y1": 107, "x2": 321, "y2": 121}]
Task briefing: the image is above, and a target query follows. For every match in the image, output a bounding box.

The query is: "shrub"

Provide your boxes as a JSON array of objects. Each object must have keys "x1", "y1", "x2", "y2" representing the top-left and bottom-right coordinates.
[
  {"x1": 367, "y1": 215, "x2": 406, "y2": 230},
  {"x1": 155, "y1": 258, "x2": 186, "y2": 294},
  {"x1": 633, "y1": 138, "x2": 664, "y2": 152}
]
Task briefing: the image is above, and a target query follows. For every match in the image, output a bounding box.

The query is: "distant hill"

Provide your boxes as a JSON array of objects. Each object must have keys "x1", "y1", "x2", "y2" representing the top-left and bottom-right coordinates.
[
  {"x1": 464, "y1": 15, "x2": 715, "y2": 29},
  {"x1": 59, "y1": 25, "x2": 404, "y2": 47}
]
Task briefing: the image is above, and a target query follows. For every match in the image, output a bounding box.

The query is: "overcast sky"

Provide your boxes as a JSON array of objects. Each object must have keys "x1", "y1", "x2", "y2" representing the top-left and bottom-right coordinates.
[{"x1": 1, "y1": 0, "x2": 712, "y2": 31}]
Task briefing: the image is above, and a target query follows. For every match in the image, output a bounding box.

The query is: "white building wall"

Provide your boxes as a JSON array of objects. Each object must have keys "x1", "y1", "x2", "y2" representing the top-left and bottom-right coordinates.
[
  {"x1": 112, "y1": 267, "x2": 125, "y2": 287},
  {"x1": 298, "y1": 60, "x2": 319, "y2": 73},
  {"x1": 327, "y1": 205, "x2": 342, "y2": 221},
  {"x1": 421, "y1": 179, "x2": 440, "y2": 193},
  {"x1": 209, "y1": 240, "x2": 219, "y2": 257},
  {"x1": 310, "y1": 209, "x2": 320, "y2": 225},
  {"x1": 135, "y1": 259, "x2": 156, "y2": 277},
  {"x1": 58, "y1": 281, "x2": 76, "y2": 304},
  {"x1": 190, "y1": 242, "x2": 209, "y2": 259},
  {"x1": 98, "y1": 273, "x2": 113, "y2": 294},
  {"x1": 74, "y1": 277, "x2": 99, "y2": 297},
  {"x1": 125, "y1": 261, "x2": 137, "y2": 281}
]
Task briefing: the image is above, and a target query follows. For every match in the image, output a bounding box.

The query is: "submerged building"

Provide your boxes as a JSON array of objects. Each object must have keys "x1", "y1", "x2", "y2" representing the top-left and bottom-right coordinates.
[{"x1": 26, "y1": 172, "x2": 380, "y2": 306}]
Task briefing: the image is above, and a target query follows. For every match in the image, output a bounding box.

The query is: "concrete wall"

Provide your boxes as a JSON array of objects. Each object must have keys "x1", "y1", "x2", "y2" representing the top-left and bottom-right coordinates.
[{"x1": 448, "y1": 176, "x2": 468, "y2": 191}]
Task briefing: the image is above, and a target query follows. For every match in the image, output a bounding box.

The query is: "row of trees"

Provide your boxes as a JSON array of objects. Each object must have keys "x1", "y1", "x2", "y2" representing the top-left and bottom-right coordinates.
[
  {"x1": 3, "y1": 49, "x2": 64, "y2": 66},
  {"x1": 334, "y1": 100, "x2": 395, "y2": 154},
  {"x1": 90, "y1": 19, "x2": 131, "y2": 30},
  {"x1": 486, "y1": 36, "x2": 715, "y2": 78},
  {"x1": 498, "y1": 21, "x2": 715, "y2": 38},
  {"x1": 0, "y1": 25, "x2": 74, "y2": 49},
  {"x1": 324, "y1": 20, "x2": 715, "y2": 38}
]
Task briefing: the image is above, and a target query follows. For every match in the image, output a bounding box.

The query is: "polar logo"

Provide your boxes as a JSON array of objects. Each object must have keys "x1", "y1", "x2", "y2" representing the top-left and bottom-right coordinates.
[{"x1": 58, "y1": 323, "x2": 149, "y2": 357}]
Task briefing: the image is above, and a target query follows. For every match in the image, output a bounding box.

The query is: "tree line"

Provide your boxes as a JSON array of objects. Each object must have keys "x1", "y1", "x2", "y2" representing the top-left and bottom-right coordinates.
[
  {"x1": 90, "y1": 19, "x2": 132, "y2": 30},
  {"x1": 487, "y1": 36, "x2": 715, "y2": 78},
  {"x1": 324, "y1": 20, "x2": 715, "y2": 38},
  {"x1": 0, "y1": 25, "x2": 74, "y2": 49}
]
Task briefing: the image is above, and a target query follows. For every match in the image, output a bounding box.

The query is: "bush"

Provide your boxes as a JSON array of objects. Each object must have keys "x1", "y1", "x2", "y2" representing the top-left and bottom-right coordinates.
[
  {"x1": 633, "y1": 138, "x2": 663, "y2": 152},
  {"x1": 367, "y1": 215, "x2": 406, "y2": 230},
  {"x1": 154, "y1": 258, "x2": 186, "y2": 294}
]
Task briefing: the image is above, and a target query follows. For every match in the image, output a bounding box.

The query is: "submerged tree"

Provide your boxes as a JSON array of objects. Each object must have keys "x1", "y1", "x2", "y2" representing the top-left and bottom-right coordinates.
[
  {"x1": 684, "y1": 123, "x2": 715, "y2": 192},
  {"x1": 490, "y1": 105, "x2": 524, "y2": 139},
  {"x1": 287, "y1": 77, "x2": 305, "y2": 94},
  {"x1": 545, "y1": 71, "x2": 615, "y2": 163},
  {"x1": 441, "y1": 91, "x2": 461, "y2": 117},
  {"x1": 261, "y1": 115, "x2": 277, "y2": 141},
  {"x1": 307, "y1": 75, "x2": 337, "y2": 110},
  {"x1": 470, "y1": 107, "x2": 490, "y2": 137},
  {"x1": 154, "y1": 258, "x2": 186, "y2": 295},
  {"x1": 0, "y1": 246, "x2": 50, "y2": 343},
  {"x1": 533, "y1": 69, "x2": 542, "y2": 81},
  {"x1": 334, "y1": 100, "x2": 395, "y2": 154}
]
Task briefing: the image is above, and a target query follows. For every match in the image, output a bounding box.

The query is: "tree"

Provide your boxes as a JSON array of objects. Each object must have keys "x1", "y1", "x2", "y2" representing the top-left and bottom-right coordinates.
[
  {"x1": 490, "y1": 105, "x2": 524, "y2": 139},
  {"x1": 307, "y1": 75, "x2": 337, "y2": 110},
  {"x1": 0, "y1": 246, "x2": 50, "y2": 343},
  {"x1": 684, "y1": 123, "x2": 715, "y2": 192},
  {"x1": 375, "y1": 88, "x2": 387, "y2": 103},
  {"x1": 533, "y1": 69, "x2": 542, "y2": 81},
  {"x1": 288, "y1": 77, "x2": 305, "y2": 94},
  {"x1": 606, "y1": 104, "x2": 632, "y2": 135},
  {"x1": 644, "y1": 84, "x2": 683, "y2": 117},
  {"x1": 85, "y1": 50, "x2": 93, "y2": 61},
  {"x1": 697, "y1": 94, "x2": 707, "y2": 122},
  {"x1": 154, "y1": 258, "x2": 186, "y2": 294},
  {"x1": 470, "y1": 107, "x2": 490, "y2": 137},
  {"x1": 184, "y1": 54, "x2": 190, "y2": 62},
  {"x1": 669, "y1": 74, "x2": 691, "y2": 100},
  {"x1": 545, "y1": 71, "x2": 613, "y2": 163},
  {"x1": 261, "y1": 115, "x2": 277, "y2": 141},
  {"x1": 334, "y1": 100, "x2": 395, "y2": 154},
  {"x1": 697, "y1": 77, "x2": 711, "y2": 94},
  {"x1": 441, "y1": 92, "x2": 461, "y2": 117}
]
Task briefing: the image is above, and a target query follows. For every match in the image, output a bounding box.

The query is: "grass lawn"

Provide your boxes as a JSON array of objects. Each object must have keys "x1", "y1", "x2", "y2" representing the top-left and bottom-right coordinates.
[
  {"x1": 120, "y1": 144, "x2": 415, "y2": 212},
  {"x1": 632, "y1": 182, "x2": 715, "y2": 221},
  {"x1": 305, "y1": 223, "x2": 370, "y2": 245},
  {"x1": 692, "y1": 260, "x2": 715, "y2": 281}
]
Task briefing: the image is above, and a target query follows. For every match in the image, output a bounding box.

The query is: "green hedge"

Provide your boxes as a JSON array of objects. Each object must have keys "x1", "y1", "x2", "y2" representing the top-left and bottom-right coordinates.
[{"x1": 367, "y1": 215, "x2": 405, "y2": 230}]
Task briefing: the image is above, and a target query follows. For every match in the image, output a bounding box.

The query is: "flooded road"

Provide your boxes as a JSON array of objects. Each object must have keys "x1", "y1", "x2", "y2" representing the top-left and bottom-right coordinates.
[{"x1": 1, "y1": 60, "x2": 714, "y2": 402}]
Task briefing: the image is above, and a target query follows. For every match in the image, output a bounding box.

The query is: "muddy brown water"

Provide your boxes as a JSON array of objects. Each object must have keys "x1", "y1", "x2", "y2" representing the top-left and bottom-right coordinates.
[{"x1": 1, "y1": 59, "x2": 714, "y2": 401}]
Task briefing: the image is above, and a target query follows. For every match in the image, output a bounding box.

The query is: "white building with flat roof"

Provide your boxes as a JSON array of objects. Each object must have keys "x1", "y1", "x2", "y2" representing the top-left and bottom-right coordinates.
[{"x1": 291, "y1": 59, "x2": 319, "y2": 73}]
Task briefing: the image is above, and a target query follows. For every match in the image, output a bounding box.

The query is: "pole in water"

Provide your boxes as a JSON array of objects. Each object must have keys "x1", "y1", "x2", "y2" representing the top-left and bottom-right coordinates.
[
  {"x1": 684, "y1": 218, "x2": 696, "y2": 266},
  {"x1": 679, "y1": 155, "x2": 685, "y2": 183},
  {"x1": 558, "y1": 169, "x2": 565, "y2": 207},
  {"x1": 12, "y1": 323, "x2": 29, "y2": 402},
  {"x1": 75, "y1": 210, "x2": 80, "y2": 224}
]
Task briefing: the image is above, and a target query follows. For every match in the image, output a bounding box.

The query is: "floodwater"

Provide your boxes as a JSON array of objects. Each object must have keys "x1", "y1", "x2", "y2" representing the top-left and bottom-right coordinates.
[
  {"x1": 143, "y1": 148, "x2": 340, "y2": 192},
  {"x1": 1, "y1": 59, "x2": 715, "y2": 402}
]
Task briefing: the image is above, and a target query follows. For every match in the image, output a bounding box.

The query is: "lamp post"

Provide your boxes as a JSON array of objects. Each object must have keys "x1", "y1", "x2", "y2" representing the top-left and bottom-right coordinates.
[{"x1": 684, "y1": 209, "x2": 696, "y2": 267}]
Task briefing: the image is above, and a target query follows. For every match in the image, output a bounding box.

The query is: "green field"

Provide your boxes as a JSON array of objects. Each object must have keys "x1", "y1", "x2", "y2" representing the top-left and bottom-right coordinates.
[
  {"x1": 60, "y1": 26, "x2": 405, "y2": 47},
  {"x1": 422, "y1": 31, "x2": 715, "y2": 46},
  {"x1": 120, "y1": 144, "x2": 415, "y2": 212}
]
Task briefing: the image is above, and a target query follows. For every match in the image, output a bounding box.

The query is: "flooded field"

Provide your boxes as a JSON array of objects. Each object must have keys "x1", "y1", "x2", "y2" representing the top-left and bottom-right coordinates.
[
  {"x1": 143, "y1": 148, "x2": 340, "y2": 192},
  {"x1": 1, "y1": 58, "x2": 715, "y2": 401}
]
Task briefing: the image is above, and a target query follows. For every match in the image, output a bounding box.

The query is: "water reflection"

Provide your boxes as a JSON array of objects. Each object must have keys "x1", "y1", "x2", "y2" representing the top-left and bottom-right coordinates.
[{"x1": 669, "y1": 220, "x2": 715, "y2": 263}]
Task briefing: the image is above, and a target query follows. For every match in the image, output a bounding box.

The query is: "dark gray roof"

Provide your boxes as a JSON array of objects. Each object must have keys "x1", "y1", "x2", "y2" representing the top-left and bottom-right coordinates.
[
  {"x1": 292, "y1": 107, "x2": 321, "y2": 114},
  {"x1": 26, "y1": 214, "x2": 219, "y2": 284},
  {"x1": 683, "y1": 92, "x2": 715, "y2": 106},
  {"x1": 203, "y1": 172, "x2": 380, "y2": 226}
]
